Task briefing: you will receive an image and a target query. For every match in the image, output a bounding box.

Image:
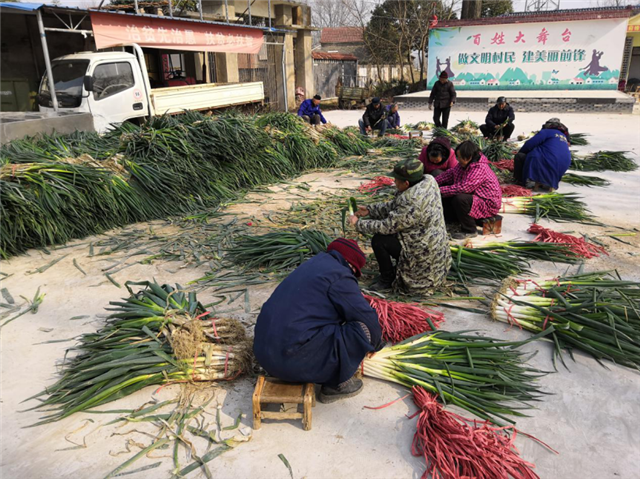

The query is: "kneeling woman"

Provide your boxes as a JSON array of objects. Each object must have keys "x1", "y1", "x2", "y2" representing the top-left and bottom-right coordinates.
[
  {"x1": 418, "y1": 137, "x2": 458, "y2": 177},
  {"x1": 514, "y1": 118, "x2": 571, "y2": 191},
  {"x1": 253, "y1": 239, "x2": 382, "y2": 403},
  {"x1": 436, "y1": 140, "x2": 501, "y2": 240}
]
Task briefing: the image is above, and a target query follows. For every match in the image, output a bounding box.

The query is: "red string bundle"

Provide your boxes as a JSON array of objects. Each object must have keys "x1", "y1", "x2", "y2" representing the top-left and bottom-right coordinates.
[
  {"x1": 364, "y1": 295, "x2": 444, "y2": 343},
  {"x1": 491, "y1": 160, "x2": 515, "y2": 171},
  {"x1": 358, "y1": 176, "x2": 395, "y2": 194},
  {"x1": 411, "y1": 386, "x2": 554, "y2": 479},
  {"x1": 528, "y1": 223, "x2": 608, "y2": 259},
  {"x1": 501, "y1": 184, "x2": 532, "y2": 197},
  {"x1": 390, "y1": 134, "x2": 411, "y2": 139}
]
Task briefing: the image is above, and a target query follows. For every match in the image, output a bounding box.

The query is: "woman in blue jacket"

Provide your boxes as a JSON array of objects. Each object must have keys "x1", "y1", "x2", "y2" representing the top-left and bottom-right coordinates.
[
  {"x1": 514, "y1": 118, "x2": 571, "y2": 191},
  {"x1": 253, "y1": 238, "x2": 382, "y2": 403}
]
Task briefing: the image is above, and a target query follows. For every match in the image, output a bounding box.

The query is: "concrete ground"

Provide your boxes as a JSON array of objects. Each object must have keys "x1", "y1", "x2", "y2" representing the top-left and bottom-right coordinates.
[{"x1": 1, "y1": 110, "x2": 639, "y2": 479}]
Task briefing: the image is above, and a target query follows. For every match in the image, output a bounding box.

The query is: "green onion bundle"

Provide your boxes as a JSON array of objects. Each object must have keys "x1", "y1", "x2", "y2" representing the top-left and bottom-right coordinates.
[
  {"x1": 464, "y1": 240, "x2": 582, "y2": 264},
  {"x1": 226, "y1": 228, "x2": 331, "y2": 271},
  {"x1": 500, "y1": 193, "x2": 596, "y2": 224},
  {"x1": 431, "y1": 127, "x2": 457, "y2": 144},
  {"x1": 448, "y1": 244, "x2": 531, "y2": 285},
  {"x1": 24, "y1": 281, "x2": 251, "y2": 426},
  {"x1": 363, "y1": 329, "x2": 551, "y2": 424},
  {"x1": 491, "y1": 272, "x2": 640, "y2": 370},
  {"x1": 450, "y1": 119, "x2": 480, "y2": 136},
  {"x1": 568, "y1": 133, "x2": 589, "y2": 146},
  {"x1": 561, "y1": 172, "x2": 610, "y2": 187},
  {"x1": 570, "y1": 150, "x2": 637, "y2": 172},
  {"x1": 481, "y1": 140, "x2": 516, "y2": 162},
  {"x1": 321, "y1": 126, "x2": 371, "y2": 156}
]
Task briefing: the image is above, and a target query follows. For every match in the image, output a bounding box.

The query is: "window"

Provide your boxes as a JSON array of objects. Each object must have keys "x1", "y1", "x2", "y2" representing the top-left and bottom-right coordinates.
[
  {"x1": 93, "y1": 62, "x2": 135, "y2": 101},
  {"x1": 38, "y1": 60, "x2": 89, "y2": 108}
]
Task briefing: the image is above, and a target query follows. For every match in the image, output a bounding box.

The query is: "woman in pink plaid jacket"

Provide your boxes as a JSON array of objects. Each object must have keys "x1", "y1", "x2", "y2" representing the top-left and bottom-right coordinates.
[{"x1": 436, "y1": 140, "x2": 502, "y2": 239}]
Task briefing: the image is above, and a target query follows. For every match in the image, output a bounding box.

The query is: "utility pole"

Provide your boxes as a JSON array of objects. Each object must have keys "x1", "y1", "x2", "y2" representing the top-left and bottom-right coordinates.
[{"x1": 460, "y1": 0, "x2": 482, "y2": 20}]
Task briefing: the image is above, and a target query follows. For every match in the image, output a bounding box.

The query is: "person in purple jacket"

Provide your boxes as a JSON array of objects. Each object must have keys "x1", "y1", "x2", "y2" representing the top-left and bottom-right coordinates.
[
  {"x1": 385, "y1": 103, "x2": 401, "y2": 129},
  {"x1": 297, "y1": 95, "x2": 327, "y2": 125},
  {"x1": 418, "y1": 137, "x2": 458, "y2": 177},
  {"x1": 436, "y1": 141, "x2": 502, "y2": 239}
]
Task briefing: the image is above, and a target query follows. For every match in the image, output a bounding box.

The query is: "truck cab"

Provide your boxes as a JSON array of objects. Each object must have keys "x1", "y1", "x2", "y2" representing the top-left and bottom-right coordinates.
[{"x1": 38, "y1": 51, "x2": 149, "y2": 132}]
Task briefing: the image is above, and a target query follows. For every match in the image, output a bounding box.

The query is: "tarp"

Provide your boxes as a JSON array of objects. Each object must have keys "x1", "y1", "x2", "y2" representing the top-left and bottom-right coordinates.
[
  {"x1": 90, "y1": 11, "x2": 264, "y2": 54},
  {"x1": 0, "y1": 2, "x2": 44, "y2": 13}
]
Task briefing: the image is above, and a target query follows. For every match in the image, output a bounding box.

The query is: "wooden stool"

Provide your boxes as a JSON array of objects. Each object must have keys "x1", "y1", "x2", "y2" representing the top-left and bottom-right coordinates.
[
  {"x1": 252, "y1": 376, "x2": 316, "y2": 431},
  {"x1": 481, "y1": 215, "x2": 503, "y2": 235}
]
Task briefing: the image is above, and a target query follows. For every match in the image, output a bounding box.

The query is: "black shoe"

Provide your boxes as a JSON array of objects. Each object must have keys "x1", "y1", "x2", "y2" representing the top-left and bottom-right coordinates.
[
  {"x1": 369, "y1": 278, "x2": 393, "y2": 292},
  {"x1": 452, "y1": 231, "x2": 477, "y2": 240},
  {"x1": 319, "y1": 378, "x2": 364, "y2": 404}
]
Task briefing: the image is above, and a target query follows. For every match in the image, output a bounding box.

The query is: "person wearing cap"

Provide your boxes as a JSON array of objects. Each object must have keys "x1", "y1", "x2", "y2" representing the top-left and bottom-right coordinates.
[
  {"x1": 480, "y1": 97, "x2": 515, "y2": 140},
  {"x1": 253, "y1": 238, "x2": 382, "y2": 403},
  {"x1": 359, "y1": 97, "x2": 387, "y2": 136},
  {"x1": 514, "y1": 118, "x2": 571, "y2": 192},
  {"x1": 297, "y1": 94, "x2": 327, "y2": 125},
  {"x1": 428, "y1": 71, "x2": 456, "y2": 129},
  {"x1": 385, "y1": 103, "x2": 401, "y2": 129},
  {"x1": 436, "y1": 140, "x2": 502, "y2": 239},
  {"x1": 418, "y1": 137, "x2": 458, "y2": 177},
  {"x1": 350, "y1": 159, "x2": 451, "y2": 293}
]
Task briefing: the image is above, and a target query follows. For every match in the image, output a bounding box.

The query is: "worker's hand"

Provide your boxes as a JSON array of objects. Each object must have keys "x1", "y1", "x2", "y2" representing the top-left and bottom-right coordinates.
[
  {"x1": 366, "y1": 126, "x2": 372, "y2": 132},
  {"x1": 366, "y1": 352, "x2": 376, "y2": 359},
  {"x1": 355, "y1": 206, "x2": 370, "y2": 217},
  {"x1": 450, "y1": 102, "x2": 454, "y2": 107},
  {"x1": 428, "y1": 104, "x2": 433, "y2": 110},
  {"x1": 348, "y1": 215, "x2": 359, "y2": 226},
  {"x1": 495, "y1": 125, "x2": 500, "y2": 129}
]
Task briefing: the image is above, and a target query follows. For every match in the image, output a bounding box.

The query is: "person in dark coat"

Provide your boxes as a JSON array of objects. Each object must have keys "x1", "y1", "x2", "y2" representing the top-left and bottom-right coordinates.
[
  {"x1": 385, "y1": 103, "x2": 401, "y2": 129},
  {"x1": 253, "y1": 238, "x2": 382, "y2": 403},
  {"x1": 514, "y1": 119, "x2": 571, "y2": 191},
  {"x1": 297, "y1": 95, "x2": 327, "y2": 125},
  {"x1": 480, "y1": 97, "x2": 515, "y2": 140},
  {"x1": 359, "y1": 97, "x2": 387, "y2": 136},
  {"x1": 418, "y1": 137, "x2": 458, "y2": 177},
  {"x1": 428, "y1": 71, "x2": 456, "y2": 129}
]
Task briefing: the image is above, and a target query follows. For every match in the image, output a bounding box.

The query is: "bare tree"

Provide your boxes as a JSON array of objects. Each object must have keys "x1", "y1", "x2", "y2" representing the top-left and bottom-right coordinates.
[{"x1": 597, "y1": 0, "x2": 635, "y2": 6}]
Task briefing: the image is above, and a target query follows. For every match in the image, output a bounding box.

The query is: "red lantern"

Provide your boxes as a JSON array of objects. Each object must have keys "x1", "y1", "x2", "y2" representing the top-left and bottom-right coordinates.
[{"x1": 429, "y1": 14, "x2": 438, "y2": 29}]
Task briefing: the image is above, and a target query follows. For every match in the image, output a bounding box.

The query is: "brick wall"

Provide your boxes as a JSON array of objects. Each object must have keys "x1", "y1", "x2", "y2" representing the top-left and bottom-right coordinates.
[{"x1": 395, "y1": 96, "x2": 635, "y2": 114}]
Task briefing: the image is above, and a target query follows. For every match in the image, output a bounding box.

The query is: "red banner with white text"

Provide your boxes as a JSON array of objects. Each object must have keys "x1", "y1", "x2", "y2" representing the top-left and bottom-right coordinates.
[{"x1": 90, "y1": 12, "x2": 264, "y2": 54}]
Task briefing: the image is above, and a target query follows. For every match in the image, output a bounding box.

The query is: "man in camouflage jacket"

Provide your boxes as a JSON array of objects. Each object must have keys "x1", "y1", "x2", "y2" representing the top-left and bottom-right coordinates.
[{"x1": 351, "y1": 159, "x2": 451, "y2": 294}]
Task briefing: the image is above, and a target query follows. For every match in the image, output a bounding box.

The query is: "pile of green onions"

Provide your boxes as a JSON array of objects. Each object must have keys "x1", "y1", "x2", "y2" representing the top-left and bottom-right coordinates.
[
  {"x1": 500, "y1": 193, "x2": 596, "y2": 223},
  {"x1": 570, "y1": 150, "x2": 637, "y2": 172},
  {"x1": 25, "y1": 281, "x2": 251, "y2": 426},
  {"x1": 491, "y1": 272, "x2": 640, "y2": 370},
  {"x1": 561, "y1": 172, "x2": 610, "y2": 187},
  {"x1": 227, "y1": 229, "x2": 331, "y2": 271},
  {"x1": 363, "y1": 329, "x2": 551, "y2": 424}
]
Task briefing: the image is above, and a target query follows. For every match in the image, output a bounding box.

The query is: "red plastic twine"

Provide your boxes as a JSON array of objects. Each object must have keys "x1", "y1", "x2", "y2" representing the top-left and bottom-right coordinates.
[
  {"x1": 364, "y1": 295, "x2": 444, "y2": 343},
  {"x1": 528, "y1": 223, "x2": 607, "y2": 259},
  {"x1": 501, "y1": 184, "x2": 533, "y2": 197},
  {"x1": 491, "y1": 159, "x2": 515, "y2": 171},
  {"x1": 410, "y1": 386, "x2": 556, "y2": 479},
  {"x1": 358, "y1": 176, "x2": 395, "y2": 194}
]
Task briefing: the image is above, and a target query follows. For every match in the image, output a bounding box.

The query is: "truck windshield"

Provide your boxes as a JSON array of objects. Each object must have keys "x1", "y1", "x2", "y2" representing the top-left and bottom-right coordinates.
[{"x1": 39, "y1": 60, "x2": 89, "y2": 108}]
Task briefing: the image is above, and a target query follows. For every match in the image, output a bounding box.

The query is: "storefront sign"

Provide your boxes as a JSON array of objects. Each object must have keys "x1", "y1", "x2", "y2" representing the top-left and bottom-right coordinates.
[
  {"x1": 90, "y1": 12, "x2": 263, "y2": 54},
  {"x1": 428, "y1": 18, "x2": 627, "y2": 90}
]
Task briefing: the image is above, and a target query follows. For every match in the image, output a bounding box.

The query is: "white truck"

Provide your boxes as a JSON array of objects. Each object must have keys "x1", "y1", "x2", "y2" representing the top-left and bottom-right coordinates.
[{"x1": 36, "y1": 49, "x2": 264, "y2": 133}]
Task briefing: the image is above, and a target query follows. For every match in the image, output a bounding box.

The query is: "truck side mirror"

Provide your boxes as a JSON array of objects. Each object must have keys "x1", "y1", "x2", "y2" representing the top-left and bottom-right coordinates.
[{"x1": 83, "y1": 75, "x2": 94, "y2": 92}]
